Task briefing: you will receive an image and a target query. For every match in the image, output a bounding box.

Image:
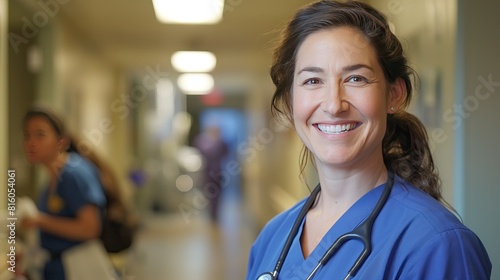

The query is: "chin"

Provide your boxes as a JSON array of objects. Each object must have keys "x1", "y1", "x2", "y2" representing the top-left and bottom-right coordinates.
[
  {"x1": 26, "y1": 159, "x2": 39, "y2": 164},
  {"x1": 25, "y1": 155, "x2": 41, "y2": 164}
]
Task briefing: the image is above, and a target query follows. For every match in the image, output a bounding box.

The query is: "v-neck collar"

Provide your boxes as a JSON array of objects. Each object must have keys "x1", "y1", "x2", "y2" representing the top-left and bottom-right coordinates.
[{"x1": 282, "y1": 182, "x2": 388, "y2": 279}]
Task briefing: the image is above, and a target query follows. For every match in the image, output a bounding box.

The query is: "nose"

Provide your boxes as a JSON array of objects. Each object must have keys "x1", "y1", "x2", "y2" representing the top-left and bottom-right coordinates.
[
  {"x1": 23, "y1": 136, "x2": 34, "y2": 148},
  {"x1": 321, "y1": 83, "x2": 349, "y2": 115}
]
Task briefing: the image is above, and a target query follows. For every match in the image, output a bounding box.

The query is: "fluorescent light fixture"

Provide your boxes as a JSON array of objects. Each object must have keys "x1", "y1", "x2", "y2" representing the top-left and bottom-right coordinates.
[
  {"x1": 171, "y1": 51, "x2": 216, "y2": 73},
  {"x1": 152, "y1": 0, "x2": 224, "y2": 24},
  {"x1": 177, "y1": 73, "x2": 214, "y2": 95}
]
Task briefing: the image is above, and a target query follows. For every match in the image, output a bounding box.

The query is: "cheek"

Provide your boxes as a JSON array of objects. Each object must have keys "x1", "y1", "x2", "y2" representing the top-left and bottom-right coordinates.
[
  {"x1": 354, "y1": 90, "x2": 388, "y2": 120},
  {"x1": 291, "y1": 100, "x2": 301, "y2": 122},
  {"x1": 291, "y1": 89, "x2": 300, "y2": 121},
  {"x1": 292, "y1": 89, "x2": 314, "y2": 121},
  {"x1": 358, "y1": 96, "x2": 388, "y2": 136},
  {"x1": 363, "y1": 103, "x2": 385, "y2": 120},
  {"x1": 47, "y1": 139, "x2": 61, "y2": 151},
  {"x1": 38, "y1": 138, "x2": 60, "y2": 153}
]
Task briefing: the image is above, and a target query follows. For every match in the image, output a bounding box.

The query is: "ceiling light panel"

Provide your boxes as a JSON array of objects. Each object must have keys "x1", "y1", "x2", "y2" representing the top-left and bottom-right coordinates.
[
  {"x1": 177, "y1": 73, "x2": 214, "y2": 95},
  {"x1": 171, "y1": 51, "x2": 216, "y2": 73},
  {"x1": 152, "y1": 0, "x2": 224, "y2": 24}
]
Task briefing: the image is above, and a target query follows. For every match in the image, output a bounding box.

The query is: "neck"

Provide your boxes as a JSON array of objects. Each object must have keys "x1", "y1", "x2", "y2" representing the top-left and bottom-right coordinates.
[
  {"x1": 43, "y1": 152, "x2": 68, "y2": 183},
  {"x1": 314, "y1": 155, "x2": 388, "y2": 215}
]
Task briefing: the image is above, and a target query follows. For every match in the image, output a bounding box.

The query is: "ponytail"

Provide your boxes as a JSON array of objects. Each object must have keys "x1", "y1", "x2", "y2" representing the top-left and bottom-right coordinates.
[{"x1": 383, "y1": 112, "x2": 442, "y2": 201}]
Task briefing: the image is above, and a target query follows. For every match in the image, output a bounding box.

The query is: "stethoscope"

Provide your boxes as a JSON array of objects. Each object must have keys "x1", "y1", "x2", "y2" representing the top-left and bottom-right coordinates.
[{"x1": 257, "y1": 172, "x2": 394, "y2": 280}]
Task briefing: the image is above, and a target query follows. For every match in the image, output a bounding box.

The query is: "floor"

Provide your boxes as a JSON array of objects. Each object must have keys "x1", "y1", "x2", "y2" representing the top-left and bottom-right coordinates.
[{"x1": 118, "y1": 186, "x2": 257, "y2": 280}]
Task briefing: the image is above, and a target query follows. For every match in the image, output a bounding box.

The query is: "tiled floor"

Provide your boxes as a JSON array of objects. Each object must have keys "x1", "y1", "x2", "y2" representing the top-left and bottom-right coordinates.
[{"x1": 119, "y1": 187, "x2": 257, "y2": 280}]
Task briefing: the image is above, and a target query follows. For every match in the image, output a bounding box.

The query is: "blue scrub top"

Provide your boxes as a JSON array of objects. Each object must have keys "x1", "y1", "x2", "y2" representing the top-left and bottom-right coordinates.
[
  {"x1": 247, "y1": 175, "x2": 491, "y2": 280},
  {"x1": 38, "y1": 152, "x2": 106, "y2": 280}
]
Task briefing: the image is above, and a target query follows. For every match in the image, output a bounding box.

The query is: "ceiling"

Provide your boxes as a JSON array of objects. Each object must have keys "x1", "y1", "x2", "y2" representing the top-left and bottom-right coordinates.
[
  {"x1": 13, "y1": 0, "x2": 314, "y2": 88},
  {"x1": 10, "y1": 0, "x2": 433, "y2": 94}
]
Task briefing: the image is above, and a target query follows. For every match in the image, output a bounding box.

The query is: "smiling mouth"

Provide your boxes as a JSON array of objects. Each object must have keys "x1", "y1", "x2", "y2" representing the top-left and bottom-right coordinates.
[{"x1": 316, "y1": 123, "x2": 359, "y2": 134}]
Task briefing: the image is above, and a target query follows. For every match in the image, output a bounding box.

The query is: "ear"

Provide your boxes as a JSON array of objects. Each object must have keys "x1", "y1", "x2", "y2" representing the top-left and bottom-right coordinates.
[
  {"x1": 58, "y1": 136, "x2": 70, "y2": 152},
  {"x1": 387, "y1": 78, "x2": 407, "y2": 114}
]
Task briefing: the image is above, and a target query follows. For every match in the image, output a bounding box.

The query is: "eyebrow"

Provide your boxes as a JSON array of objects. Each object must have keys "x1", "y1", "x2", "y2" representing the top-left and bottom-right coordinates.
[
  {"x1": 297, "y1": 66, "x2": 324, "y2": 75},
  {"x1": 343, "y1": 64, "x2": 373, "y2": 72},
  {"x1": 296, "y1": 64, "x2": 374, "y2": 75}
]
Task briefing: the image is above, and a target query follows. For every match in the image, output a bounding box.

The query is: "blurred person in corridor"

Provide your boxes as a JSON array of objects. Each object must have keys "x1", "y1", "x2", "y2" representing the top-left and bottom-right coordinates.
[
  {"x1": 247, "y1": 1, "x2": 491, "y2": 279},
  {"x1": 68, "y1": 134, "x2": 138, "y2": 254},
  {"x1": 21, "y1": 107, "x2": 106, "y2": 280},
  {"x1": 193, "y1": 124, "x2": 228, "y2": 222}
]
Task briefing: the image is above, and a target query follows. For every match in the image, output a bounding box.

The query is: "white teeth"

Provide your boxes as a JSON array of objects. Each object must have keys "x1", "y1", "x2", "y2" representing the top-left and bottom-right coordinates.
[{"x1": 317, "y1": 123, "x2": 357, "y2": 134}]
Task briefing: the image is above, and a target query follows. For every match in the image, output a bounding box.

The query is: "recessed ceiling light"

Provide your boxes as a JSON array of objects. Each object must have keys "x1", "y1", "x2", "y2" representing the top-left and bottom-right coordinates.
[
  {"x1": 177, "y1": 73, "x2": 214, "y2": 95},
  {"x1": 171, "y1": 51, "x2": 216, "y2": 73},
  {"x1": 152, "y1": 0, "x2": 224, "y2": 24}
]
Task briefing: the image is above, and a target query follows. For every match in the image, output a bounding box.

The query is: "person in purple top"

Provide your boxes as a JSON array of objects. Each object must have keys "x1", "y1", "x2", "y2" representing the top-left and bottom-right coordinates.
[{"x1": 194, "y1": 124, "x2": 228, "y2": 222}]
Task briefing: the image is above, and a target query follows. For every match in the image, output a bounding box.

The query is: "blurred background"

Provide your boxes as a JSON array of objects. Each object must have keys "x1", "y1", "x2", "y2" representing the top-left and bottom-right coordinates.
[{"x1": 0, "y1": 0, "x2": 499, "y2": 279}]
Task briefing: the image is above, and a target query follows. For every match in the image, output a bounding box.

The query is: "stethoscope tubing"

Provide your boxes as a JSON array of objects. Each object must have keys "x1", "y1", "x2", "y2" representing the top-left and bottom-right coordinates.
[
  {"x1": 259, "y1": 172, "x2": 394, "y2": 280},
  {"x1": 271, "y1": 185, "x2": 321, "y2": 277}
]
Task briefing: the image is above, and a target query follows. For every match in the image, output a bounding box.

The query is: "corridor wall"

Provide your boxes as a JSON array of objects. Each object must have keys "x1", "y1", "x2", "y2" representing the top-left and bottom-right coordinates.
[
  {"x1": 0, "y1": 0, "x2": 8, "y2": 267},
  {"x1": 458, "y1": 0, "x2": 500, "y2": 277}
]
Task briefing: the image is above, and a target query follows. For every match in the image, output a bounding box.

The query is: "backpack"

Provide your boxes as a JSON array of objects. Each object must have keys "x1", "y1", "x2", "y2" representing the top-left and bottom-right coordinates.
[{"x1": 100, "y1": 190, "x2": 137, "y2": 253}]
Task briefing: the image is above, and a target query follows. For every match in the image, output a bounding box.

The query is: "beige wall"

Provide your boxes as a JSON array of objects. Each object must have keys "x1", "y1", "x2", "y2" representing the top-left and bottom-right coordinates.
[
  {"x1": 243, "y1": 72, "x2": 311, "y2": 228},
  {"x1": 52, "y1": 22, "x2": 135, "y2": 203},
  {"x1": 460, "y1": 0, "x2": 500, "y2": 276},
  {"x1": 0, "y1": 0, "x2": 8, "y2": 265},
  {"x1": 51, "y1": 21, "x2": 135, "y2": 205}
]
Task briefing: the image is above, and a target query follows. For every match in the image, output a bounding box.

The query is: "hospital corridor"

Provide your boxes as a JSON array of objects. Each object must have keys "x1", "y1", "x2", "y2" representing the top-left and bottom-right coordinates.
[
  {"x1": 1, "y1": 0, "x2": 499, "y2": 279},
  {"x1": 118, "y1": 186, "x2": 255, "y2": 280}
]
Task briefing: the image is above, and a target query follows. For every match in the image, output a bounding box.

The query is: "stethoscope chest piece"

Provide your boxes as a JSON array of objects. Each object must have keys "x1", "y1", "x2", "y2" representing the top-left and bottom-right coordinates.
[{"x1": 257, "y1": 272, "x2": 275, "y2": 280}]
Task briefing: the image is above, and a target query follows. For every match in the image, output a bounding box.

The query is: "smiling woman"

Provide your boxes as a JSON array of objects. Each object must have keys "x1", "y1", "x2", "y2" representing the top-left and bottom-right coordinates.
[{"x1": 246, "y1": 1, "x2": 491, "y2": 280}]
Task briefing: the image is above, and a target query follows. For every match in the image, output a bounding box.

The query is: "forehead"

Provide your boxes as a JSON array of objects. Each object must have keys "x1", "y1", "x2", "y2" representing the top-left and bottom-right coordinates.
[
  {"x1": 24, "y1": 116, "x2": 56, "y2": 131},
  {"x1": 295, "y1": 27, "x2": 378, "y2": 69}
]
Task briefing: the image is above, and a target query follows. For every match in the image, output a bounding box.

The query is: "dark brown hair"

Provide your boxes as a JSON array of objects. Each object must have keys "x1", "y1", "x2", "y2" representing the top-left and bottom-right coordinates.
[
  {"x1": 23, "y1": 107, "x2": 66, "y2": 139},
  {"x1": 270, "y1": 0, "x2": 443, "y2": 201}
]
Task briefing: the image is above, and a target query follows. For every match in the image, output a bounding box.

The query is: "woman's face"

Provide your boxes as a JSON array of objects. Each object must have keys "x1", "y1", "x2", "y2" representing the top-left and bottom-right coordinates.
[
  {"x1": 23, "y1": 116, "x2": 63, "y2": 165},
  {"x1": 292, "y1": 27, "x2": 399, "y2": 170}
]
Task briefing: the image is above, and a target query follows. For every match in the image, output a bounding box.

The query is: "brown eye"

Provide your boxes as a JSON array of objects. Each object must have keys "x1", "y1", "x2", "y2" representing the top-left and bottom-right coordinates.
[
  {"x1": 346, "y1": 75, "x2": 368, "y2": 84},
  {"x1": 304, "y1": 78, "x2": 322, "y2": 85}
]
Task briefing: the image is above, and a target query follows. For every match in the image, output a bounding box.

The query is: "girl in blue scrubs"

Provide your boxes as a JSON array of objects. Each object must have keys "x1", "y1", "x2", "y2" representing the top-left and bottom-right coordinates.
[
  {"x1": 22, "y1": 107, "x2": 106, "y2": 280},
  {"x1": 247, "y1": 1, "x2": 491, "y2": 279}
]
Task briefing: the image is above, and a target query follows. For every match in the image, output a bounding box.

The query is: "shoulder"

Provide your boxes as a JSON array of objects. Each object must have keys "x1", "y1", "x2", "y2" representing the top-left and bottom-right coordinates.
[
  {"x1": 58, "y1": 153, "x2": 106, "y2": 205},
  {"x1": 384, "y1": 177, "x2": 491, "y2": 278},
  {"x1": 257, "y1": 196, "x2": 306, "y2": 240},
  {"x1": 389, "y1": 175, "x2": 465, "y2": 232},
  {"x1": 64, "y1": 152, "x2": 98, "y2": 174},
  {"x1": 59, "y1": 153, "x2": 100, "y2": 183},
  {"x1": 381, "y1": 175, "x2": 488, "y2": 254},
  {"x1": 247, "y1": 197, "x2": 308, "y2": 278}
]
